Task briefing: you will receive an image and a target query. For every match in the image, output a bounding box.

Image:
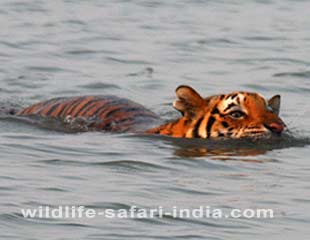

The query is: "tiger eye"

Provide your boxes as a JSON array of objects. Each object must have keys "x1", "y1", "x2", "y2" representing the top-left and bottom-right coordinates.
[{"x1": 229, "y1": 111, "x2": 245, "y2": 119}]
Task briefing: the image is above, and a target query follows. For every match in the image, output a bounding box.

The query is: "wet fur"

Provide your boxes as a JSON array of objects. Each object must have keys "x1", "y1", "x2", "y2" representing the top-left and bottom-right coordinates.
[{"x1": 15, "y1": 85, "x2": 286, "y2": 138}]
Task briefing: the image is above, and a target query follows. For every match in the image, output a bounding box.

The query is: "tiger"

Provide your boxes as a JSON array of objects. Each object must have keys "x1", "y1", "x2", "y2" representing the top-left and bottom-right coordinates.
[{"x1": 13, "y1": 85, "x2": 286, "y2": 138}]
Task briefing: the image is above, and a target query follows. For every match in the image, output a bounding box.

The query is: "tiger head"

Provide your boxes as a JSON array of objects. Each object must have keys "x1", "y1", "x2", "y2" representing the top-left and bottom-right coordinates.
[{"x1": 172, "y1": 85, "x2": 286, "y2": 138}]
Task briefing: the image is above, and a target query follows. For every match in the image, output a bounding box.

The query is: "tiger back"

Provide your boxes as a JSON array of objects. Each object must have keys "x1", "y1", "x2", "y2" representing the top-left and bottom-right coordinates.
[{"x1": 16, "y1": 95, "x2": 159, "y2": 132}]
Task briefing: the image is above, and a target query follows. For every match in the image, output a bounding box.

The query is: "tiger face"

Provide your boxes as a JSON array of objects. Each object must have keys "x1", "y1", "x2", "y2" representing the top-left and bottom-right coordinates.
[
  {"x1": 170, "y1": 85, "x2": 286, "y2": 138},
  {"x1": 211, "y1": 91, "x2": 285, "y2": 138}
]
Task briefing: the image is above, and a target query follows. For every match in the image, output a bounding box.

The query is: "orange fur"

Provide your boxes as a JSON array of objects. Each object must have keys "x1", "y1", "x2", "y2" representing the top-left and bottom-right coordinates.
[{"x1": 16, "y1": 85, "x2": 286, "y2": 138}]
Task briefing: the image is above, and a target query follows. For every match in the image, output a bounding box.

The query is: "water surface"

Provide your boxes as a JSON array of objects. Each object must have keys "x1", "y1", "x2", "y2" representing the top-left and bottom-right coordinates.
[{"x1": 0, "y1": 0, "x2": 310, "y2": 239}]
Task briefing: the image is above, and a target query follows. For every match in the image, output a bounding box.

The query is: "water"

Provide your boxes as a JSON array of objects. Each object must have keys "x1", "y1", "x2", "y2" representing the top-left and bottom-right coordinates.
[{"x1": 0, "y1": 0, "x2": 310, "y2": 239}]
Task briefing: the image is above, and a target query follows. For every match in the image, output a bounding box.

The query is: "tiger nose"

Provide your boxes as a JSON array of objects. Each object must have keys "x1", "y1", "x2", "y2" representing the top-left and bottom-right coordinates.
[{"x1": 265, "y1": 122, "x2": 285, "y2": 133}]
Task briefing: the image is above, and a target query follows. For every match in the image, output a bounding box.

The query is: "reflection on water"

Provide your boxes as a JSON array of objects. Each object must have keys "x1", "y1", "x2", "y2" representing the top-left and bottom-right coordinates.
[
  {"x1": 171, "y1": 136, "x2": 310, "y2": 158},
  {"x1": 174, "y1": 147, "x2": 268, "y2": 159},
  {"x1": 138, "y1": 133, "x2": 310, "y2": 158}
]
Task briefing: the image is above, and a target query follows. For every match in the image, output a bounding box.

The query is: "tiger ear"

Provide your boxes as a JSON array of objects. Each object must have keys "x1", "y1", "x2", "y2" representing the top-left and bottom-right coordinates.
[
  {"x1": 173, "y1": 85, "x2": 206, "y2": 119},
  {"x1": 268, "y1": 95, "x2": 281, "y2": 116}
]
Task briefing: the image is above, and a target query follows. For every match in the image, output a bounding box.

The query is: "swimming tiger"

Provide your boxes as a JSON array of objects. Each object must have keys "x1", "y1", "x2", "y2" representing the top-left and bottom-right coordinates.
[{"x1": 12, "y1": 85, "x2": 286, "y2": 138}]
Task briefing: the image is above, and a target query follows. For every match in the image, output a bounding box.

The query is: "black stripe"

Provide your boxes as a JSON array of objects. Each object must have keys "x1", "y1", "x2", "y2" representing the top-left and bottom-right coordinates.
[
  {"x1": 211, "y1": 107, "x2": 219, "y2": 115},
  {"x1": 38, "y1": 99, "x2": 61, "y2": 115},
  {"x1": 227, "y1": 132, "x2": 233, "y2": 137},
  {"x1": 231, "y1": 94, "x2": 238, "y2": 99},
  {"x1": 192, "y1": 117, "x2": 204, "y2": 138},
  {"x1": 218, "y1": 132, "x2": 224, "y2": 137},
  {"x1": 206, "y1": 116, "x2": 216, "y2": 138},
  {"x1": 92, "y1": 98, "x2": 129, "y2": 117},
  {"x1": 46, "y1": 102, "x2": 62, "y2": 116},
  {"x1": 248, "y1": 131, "x2": 265, "y2": 134},
  {"x1": 183, "y1": 119, "x2": 189, "y2": 126},
  {"x1": 43, "y1": 97, "x2": 65, "y2": 106},
  {"x1": 73, "y1": 98, "x2": 99, "y2": 117},
  {"x1": 96, "y1": 103, "x2": 126, "y2": 118},
  {"x1": 37, "y1": 99, "x2": 56, "y2": 112},
  {"x1": 102, "y1": 106, "x2": 124, "y2": 119},
  {"x1": 92, "y1": 104, "x2": 109, "y2": 116},
  {"x1": 225, "y1": 95, "x2": 231, "y2": 100},
  {"x1": 70, "y1": 98, "x2": 93, "y2": 117},
  {"x1": 59, "y1": 98, "x2": 83, "y2": 117},
  {"x1": 57, "y1": 103, "x2": 70, "y2": 117},
  {"x1": 92, "y1": 104, "x2": 113, "y2": 117},
  {"x1": 222, "y1": 121, "x2": 229, "y2": 128},
  {"x1": 65, "y1": 98, "x2": 88, "y2": 115},
  {"x1": 78, "y1": 99, "x2": 102, "y2": 116},
  {"x1": 224, "y1": 103, "x2": 236, "y2": 112}
]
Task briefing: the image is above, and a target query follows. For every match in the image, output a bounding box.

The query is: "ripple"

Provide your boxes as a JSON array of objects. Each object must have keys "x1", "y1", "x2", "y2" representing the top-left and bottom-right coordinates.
[
  {"x1": 242, "y1": 36, "x2": 287, "y2": 41},
  {"x1": 38, "y1": 187, "x2": 68, "y2": 192},
  {"x1": 197, "y1": 38, "x2": 239, "y2": 46},
  {"x1": 240, "y1": 84, "x2": 269, "y2": 91},
  {"x1": 78, "y1": 82, "x2": 121, "y2": 90},
  {"x1": 91, "y1": 160, "x2": 166, "y2": 169},
  {"x1": 0, "y1": 186, "x2": 17, "y2": 191},
  {"x1": 231, "y1": 57, "x2": 309, "y2": 65},
  {"x1": 37, "y1": 158, "x2": 96, "y2": 167},
  {"x1": 64, "y1": 49, "x2": 99, "y2": 55},
  {"x1": 159, "y1": 214, "x2": 245, "y2": 229},
  {"x1": 0, "y1": 40, "x2": 23, "y2": 49},
  {"x1": 7, "y1": 1, "x2": 48, "y2": 13},
  {"x1": 7, "y1": 211, "x2": 94, "y2": 228},
  {"x1": 127, "y1": 67, "x2": 154, "y2": 77},
  {"x1": 149, "y1": 133, "x2": 310, "y2": 158},
  {"x1": 2, "y1": 133, "x2": 47, "y2": 140},
  {"x1": 273, "y1": 71, "x2": 310, "y2": 78},
  {"x1": 84, "y1": 202, "x2": 133, "y2": 210},
  {"x1": 35, "y1": 158, "x2": 169, "y2": 173},
  {"x1": 105, "y1": 57, "x2": 152, "y2": 65},
  {"x1": 166, "y1": 186, "x2": 220, "y2": 196},
  {"x1": 26, "y1": 66, "x2": 73, "y2": 73},
  {"x1": 0, "y1": 0, "x2": 310, "y2": 238},
  {"x1": 63, "y1": 19, "x2": 87, "y2": 26}
]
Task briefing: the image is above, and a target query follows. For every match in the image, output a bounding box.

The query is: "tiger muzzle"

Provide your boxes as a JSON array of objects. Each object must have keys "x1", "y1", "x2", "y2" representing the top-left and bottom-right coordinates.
[{"x1": 264, "y1": 120, "x2": 286, "y2": 134}]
